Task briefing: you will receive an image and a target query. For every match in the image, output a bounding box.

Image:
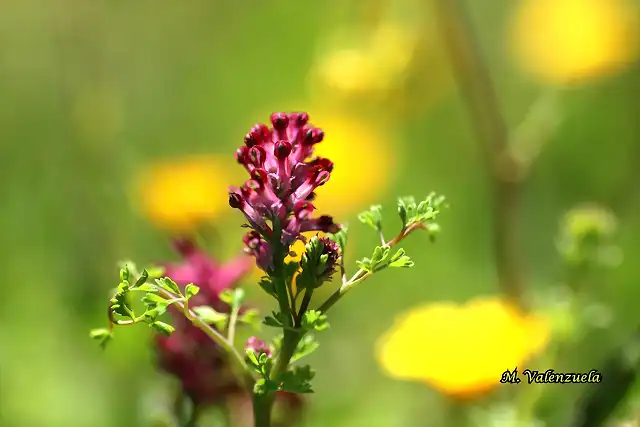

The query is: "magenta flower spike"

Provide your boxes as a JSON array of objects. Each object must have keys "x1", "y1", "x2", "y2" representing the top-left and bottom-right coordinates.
[{"x1": 229, "y1": 113, "x2": 341, "y2": 273}]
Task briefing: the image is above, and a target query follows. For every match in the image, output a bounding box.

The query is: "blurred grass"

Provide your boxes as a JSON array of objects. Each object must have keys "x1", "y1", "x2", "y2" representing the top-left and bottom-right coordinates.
[{"x1": 1, "y1": 0, "x2": 639, "y2": 427}]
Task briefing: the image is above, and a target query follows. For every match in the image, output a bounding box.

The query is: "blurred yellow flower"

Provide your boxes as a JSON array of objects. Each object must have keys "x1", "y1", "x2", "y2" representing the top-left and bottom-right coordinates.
[
  {"x1": 376, "y1": 296, "x2": 550, "y2": 400},
  {"x1": 315, "y1": 24, "x2": 419, "y2": 96},
  {"x1": 308, "y1": 111, "x2": 395, "y2": 219},
  {"x1": 135, "y1": 155, "x2": 233, "y2": 232},
  {"x1": 511, "y1": 0, "x2": 639, "y2": 84}
]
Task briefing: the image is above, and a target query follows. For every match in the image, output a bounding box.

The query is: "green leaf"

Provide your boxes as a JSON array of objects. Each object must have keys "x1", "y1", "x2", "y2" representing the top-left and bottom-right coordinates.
[
  {"x1": 156, "y1": 277, "x2": 182, "y2": 296},
  {"x1": 258, "y1": 276, "x2": 276, "y2": 297},
  {"x1": 245, "y1": 347, "x2": 260, "y2": 366},
  {"x1": 184, "y1": 283, "x2": 199, "y2": 300},
  {"x1": 389, "y1": 248, "x2": 415, "y2": 268},
  {"x1": 143, "y1": 305, "x2": 168, "y2": 320},
  {"x1": 110, "y1": 293, "x2": 135, "y2": 319},
  {"x1": 426, "y1": 223, "x2": 441, "y2": 242},
  {"x1": 253, "y1": 378, "x2": 269, "y2": 395},
  {"x1": 291, "y1": 334, "x2": 320, "y2": 363},
  {"x1": 278, "y1": 365, "x2": 316, "y2": 394},
  {"x1": 357, "y1": 205, "x2": 383, "y2": 232},
  {"x1": 239, "y1": 308, "x2": 261, "y2": 329},
  {"x1": 151, "y1": 321, "x2": 175, "y2": 336},
  {"x1": 193, "y1": 306, "x2": 228, "y2": 329},
  {"x1": 89, "y1": 328, "x2": 112, "y2": 348},
  {"x1": 231, "y1": 288, "x2": 245, "y2": 309},
  {"x1": 219, "y1": 289, "x2": 233, "y2": 306},
  {"x1": 116, "y1": 281, "x2": 129, "y2": 295},
  {"x1": 142, "y1": 292, "x2": 170, "y2": 306},
  {"x1": 136, "y1": 283, "x2": 158, "y2": 292},
  {"x1": 263, "y1": 313, "x2": 284, "y2": 328},
  {"x1": 120, "y1": 266, "x2": 130, "y2": 282},
  {"x1": 370, "y1": 246, "x2": 391, "y2": 271},
  {"x1": 327, "y1": 226, "x2": 348, "y2": 253},
  {"x1": 220, "y1": 288, "x2": 245, "y2": 309},
  {"x1": 302, "y1": 310, "x2": 329, "y2": 331},
  {"x1": 146, "y1": 265, "x2": 165, "y2": 279},
  {"x1": 355, "y1": 257, "x2": 372, "y2": 272},
  {"x1": 133, "y1": 269, "x2": 149, "y2": 288}
]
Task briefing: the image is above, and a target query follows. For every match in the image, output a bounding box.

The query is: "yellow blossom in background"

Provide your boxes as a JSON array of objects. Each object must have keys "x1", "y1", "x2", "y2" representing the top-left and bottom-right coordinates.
[
  {"x1": 308, "y1": 111, "x2": 396, "y2": 219},
  {"x1": 315, "y1": 23, "x2": 419, "y2": 96},
  {"x1": 135, "y1": 155, "x2": 234, "y2": 232},
  {"x1": 510, "y1": 0, "x2": 639, "y2": 84},
  {"x1": 376, "y1": 296, "x2": 551, "y2": 400}
]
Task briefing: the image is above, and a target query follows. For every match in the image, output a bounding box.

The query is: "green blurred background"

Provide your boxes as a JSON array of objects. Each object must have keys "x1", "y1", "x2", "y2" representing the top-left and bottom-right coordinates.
[{"x1": 1, "y1": 0, "x2": 639, "y2": 426}]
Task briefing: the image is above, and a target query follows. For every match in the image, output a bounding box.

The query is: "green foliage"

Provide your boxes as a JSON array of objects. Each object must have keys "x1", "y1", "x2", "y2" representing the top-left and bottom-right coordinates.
[
  {"x1": 278, "y1": 365, "x2": 315, "y2": 394},
  {"x1": 88, "y1": 328, "x2": 112, "y2": 349},
  {"x1": 357, "y1": 205, "x2": 383, "y2": 231},
  {"x1": 151, "y1": 321, "x2": 175, "y2": 336},
  {"x1": 263, "y1": 311, "x2": 289, "y2": 329},
  {"x1": 238, "y1": 308, "x2": 262, "y2": 329},
  {"x1": 290, "y1": 334, "x2": 320, "y2": 363},
  {"x1": 220, "y1": 288, "x2": 246, "y2": 311},
  {"x1": 297, "y1": 236, "x2": 338, "y2": 290},
  {"x1": 397, "y1": 193, "x2": 446, "y2": 229},
  {"x1": 301, "y1": 310, "x2": 329, "y2": 332},
  {"x1": 356, "y1": 246, "x2": 414, "y2": 273},
  {"x1": 327, "y1": 226, "x2": 348, "y2": 254},
  {"x1": 258, "y1": 276, "x2": 276, "y2": 297},
  {"x1": 192, "y1": 306, "x2": 228, "y2": 330},
  {"x1": 246, "y1": 350, "x2": 276, "y2": 395},
  {"x1": 184, "y1": 283, "x2": 199, "y2": 299},
  {"x1": 247, "y1": 342, "x2": 316, "y2": 394},
  {"x1": 156, "y1": 277, "x2": 181, "y2": 295},
  {"x1": 557, "y1": 205, "x2": 620, "y2": 268},
  {"x1": 90, "y1": 264, "x2": 203, "y2": 349}
]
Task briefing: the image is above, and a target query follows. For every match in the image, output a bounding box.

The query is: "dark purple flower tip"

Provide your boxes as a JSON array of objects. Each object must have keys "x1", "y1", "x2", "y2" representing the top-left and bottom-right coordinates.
[
  {"x1": 309, "y1": 157, "x2": 334, "y2": 173},
  {"x1": 303, "y1": 127, "x2": 325, "y2": 145},
  {"x1": 294, "y1": 200, "x2": 315, "y2": 220},
  {"x1": 228, "y1": 191, "x2": 244, "y2": 209},
  {"x1": 250, "y1": 168, "x2": 268, "y2": 186},
  {"x1": 244, "y1": 130, "x2": 260, "y2": 148},
  {"x1": 318, "y1": 215, "x2": 340, "y2": 233},
  {"x1": 249, "y1": 145, "x2": 267, "y2": 167},
  {"x1": 290, "y1": 112, "x2": 309, "y2": 127},
  {"x1": 270, "y1": 112, "x2": 289, "y2": 130},
  {"x1": 245, "y1": 336, "x2": 272, "y2": 357},
  {"x1": 274, "y1": 140, "x2": 292, "y2": 160},
  {"x1": 306, "y1": 192, "x2": 317, "y2": 201},
  {"x1": 235, "y1": 146, "x2": 249, "y2": 164}
]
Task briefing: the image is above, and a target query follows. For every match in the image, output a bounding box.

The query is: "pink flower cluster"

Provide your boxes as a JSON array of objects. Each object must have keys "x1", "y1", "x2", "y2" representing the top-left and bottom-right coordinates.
[
  {"x1": 154, "y1": 238, "x2": 251, "y2": 406},
  {"x1": 153, "y1": 238, "x2": 304, "y2": 422},
  {"x1": 229, "y1": 113, "x2": 341, "y2": 272}
]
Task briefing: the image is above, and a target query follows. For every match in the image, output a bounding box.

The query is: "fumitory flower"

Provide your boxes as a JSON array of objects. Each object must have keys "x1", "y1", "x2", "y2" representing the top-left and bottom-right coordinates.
[
  {"x1": 229, "y1": 112, "x2": 341, "y2": 273},
  {"x1": 376, "y1": 296, "x2": 550, "y2": 400},
  {"x1": 154, "y1": 238, "x2": 252, "y2": 407},
  {"x1": 245, "y1": 336, "x2": 272, "y2": 358}
]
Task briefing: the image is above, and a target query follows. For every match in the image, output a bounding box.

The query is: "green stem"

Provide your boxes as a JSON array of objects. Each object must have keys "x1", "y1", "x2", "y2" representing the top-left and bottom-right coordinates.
[
  {"x1": 297, "y1": 288, "x2": 314, "y2": 323},
  {"x1": 318, "y1": 222, "x2": 425, "y2": 313},
  {"x1": 228, "y1": 306, "x2": 240, "y2": 345},
  {"x1": 156, "y1": 289, "x2": 255, "y2": 390},
  {"x1": 253, "y1": 392, "x2": 275, "y2": 427}
]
